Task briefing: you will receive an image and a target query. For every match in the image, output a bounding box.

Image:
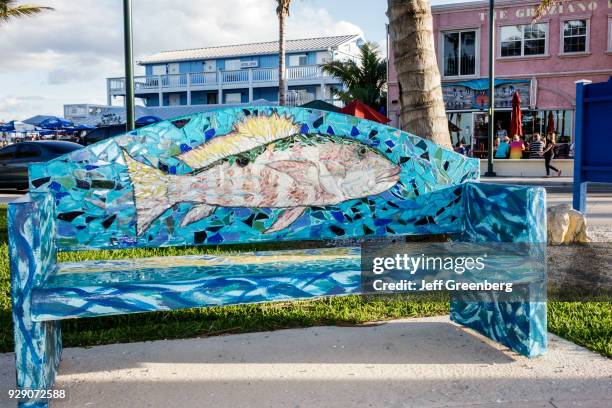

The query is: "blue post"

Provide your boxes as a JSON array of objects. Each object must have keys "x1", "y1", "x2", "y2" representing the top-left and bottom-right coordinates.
[{"x1": 573, "y1": 81, "x2": 586, "y2": 212}]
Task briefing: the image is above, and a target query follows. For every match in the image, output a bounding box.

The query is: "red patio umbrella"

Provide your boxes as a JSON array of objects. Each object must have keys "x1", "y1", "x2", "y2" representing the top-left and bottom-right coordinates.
[
  {"x1": 340, "y1": 100, "x2": 391, "y2": 124},
  {"x1": 547, "y1": 111, "x2": 555, "y2": 134},
  {"x1": 509, "y1": 91, "x2": 523, "y2": 138}
]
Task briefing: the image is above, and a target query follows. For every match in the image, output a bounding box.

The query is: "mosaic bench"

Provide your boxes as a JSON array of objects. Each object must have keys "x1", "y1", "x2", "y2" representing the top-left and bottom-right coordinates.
[{"x1": 9, "y1": 106, "x2": 547, "y2": 407}]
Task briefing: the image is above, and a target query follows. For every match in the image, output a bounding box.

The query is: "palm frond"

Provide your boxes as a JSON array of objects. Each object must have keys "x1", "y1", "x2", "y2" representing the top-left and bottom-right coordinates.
[
  {"x1": 0, "y1": 0, "x2": 53, "y2": 22},
  {"x1": 533, "y1": 0, "x2": 562, "y2": 22},
  {"x1": 321, "y1": 41, "x2": 387, "y2": 109},
  {"x1": 276, "y1": 0, "x2": 291, "y2": 17}
]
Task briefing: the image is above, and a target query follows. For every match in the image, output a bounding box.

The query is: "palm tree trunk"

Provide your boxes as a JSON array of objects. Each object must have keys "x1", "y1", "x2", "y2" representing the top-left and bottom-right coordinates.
[
  {"x1": 387, "y1": 0, "x2": 451, "y2": 148},
  {"x1": 278, "y1": 14, "x2": 287, "y2": 106}
]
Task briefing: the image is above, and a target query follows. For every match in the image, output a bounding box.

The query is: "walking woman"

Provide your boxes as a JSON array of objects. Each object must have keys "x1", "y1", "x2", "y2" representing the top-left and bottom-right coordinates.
[{"x1": 543, "y1": 132, "x2": 562, "y2": 177}]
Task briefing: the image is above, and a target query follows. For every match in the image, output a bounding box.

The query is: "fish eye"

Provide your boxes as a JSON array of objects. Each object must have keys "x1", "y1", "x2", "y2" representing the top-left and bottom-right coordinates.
[
  {"x1": 236, "y1": 156, "x2": 250, "y2": 167},
  {"x1": 357, "y1": 147, "x2": 368, "y2": 158}
]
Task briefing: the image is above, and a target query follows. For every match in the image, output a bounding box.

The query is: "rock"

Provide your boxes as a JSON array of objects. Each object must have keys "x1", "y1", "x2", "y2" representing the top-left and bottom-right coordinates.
[
  {"x1": 566, "y1": 208, "x2": 590, "y2": 244},
  {"x1": 548, "y1": 204, "x2": 570, "y2": 244},
  {"x1": 547, "y1": 204, "x2": 591, "y2": 245}
]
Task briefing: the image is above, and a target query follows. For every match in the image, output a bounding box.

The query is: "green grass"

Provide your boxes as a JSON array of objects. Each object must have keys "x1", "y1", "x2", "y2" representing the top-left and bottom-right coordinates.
[{"x1": 0, "y1": 204, "x2": 610, "y2": 358}]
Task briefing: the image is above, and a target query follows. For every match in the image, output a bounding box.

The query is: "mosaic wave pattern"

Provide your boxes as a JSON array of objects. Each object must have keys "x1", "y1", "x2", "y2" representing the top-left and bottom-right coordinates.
[
  {"x1": 31, "y1": 248, "x2": 363, "y2": 321},
  {"x1": 452, "y1": 183, "x2": 548, "y2": 358},
  {"x1": 10, "y1": 107, "x2": 546, "y2": 407},
  {"x1": 28, "y1": 106, "x2": 480, "y2": 250},
  {"x1": 9, "y1": 194, "x2": 62, "y2": 408}
]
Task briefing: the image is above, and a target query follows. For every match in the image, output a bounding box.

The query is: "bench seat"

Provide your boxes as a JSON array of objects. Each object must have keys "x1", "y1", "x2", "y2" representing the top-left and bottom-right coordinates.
[{"x1": 31, "y1": 247, "x2": 362, "y2": 322}]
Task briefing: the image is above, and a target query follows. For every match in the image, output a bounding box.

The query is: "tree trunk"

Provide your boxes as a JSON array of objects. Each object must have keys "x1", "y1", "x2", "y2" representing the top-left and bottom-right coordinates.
[
  {"x1": 278, "y1": 14, "x2": 287, "y2": 106},
  {"x1": 387, "y1": 0, "x2": 451, "y2": 148}
]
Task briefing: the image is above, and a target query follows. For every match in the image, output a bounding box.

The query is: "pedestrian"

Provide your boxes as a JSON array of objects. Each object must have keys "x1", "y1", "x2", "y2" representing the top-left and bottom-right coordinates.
[
  {"x1": 454, "y1": 140, "x2": 466, "y2": 155},
  {"x1": 495, "y1": 136, "x2": 510, "y2": 159},
  {"x1": 529, "y1": 133, "x2": 544, "y2": 159},
  {"x1": 509, "y1": 135, "x2": 525, "y2": 159},
  {"x1": 543, "y1": 132, "x2": 562, "y2": 177},
  {"x1": 496, "y1": 121, "x2": 508, "y2": 139}
]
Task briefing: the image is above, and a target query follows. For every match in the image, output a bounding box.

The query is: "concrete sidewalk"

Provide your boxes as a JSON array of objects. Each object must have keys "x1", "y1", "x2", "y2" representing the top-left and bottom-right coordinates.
[{"x1": 1, "y1": 316, "x2": 610, "y2": 408}]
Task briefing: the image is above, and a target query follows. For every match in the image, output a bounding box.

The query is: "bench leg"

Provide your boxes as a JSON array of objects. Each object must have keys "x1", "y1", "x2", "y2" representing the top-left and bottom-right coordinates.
[
  {"x1": 9, "y1": 196, "x2": 62, "y2": 408},
  {"x1": 456, "y1": 183, "x2": 548, "y2": 357},
  {"x1": 12, "y1": 308, "x2": 62, "y2": 408},
  {"x1": 450, "y1": 298, "x2": 547, "y2": 358}
]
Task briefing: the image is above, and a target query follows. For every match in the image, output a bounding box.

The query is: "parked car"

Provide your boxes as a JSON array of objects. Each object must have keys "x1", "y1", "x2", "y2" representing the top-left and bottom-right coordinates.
[
  {"x1": 82, "y1": 124, "x2": 127, "y2": 146},
  {"x1": 0, "y1": 141, "x2": 83, "y2": 189}
]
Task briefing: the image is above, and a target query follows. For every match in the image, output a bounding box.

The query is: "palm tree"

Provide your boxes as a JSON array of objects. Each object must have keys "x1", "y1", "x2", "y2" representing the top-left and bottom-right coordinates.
[
  {"x1": 276, "y1": 0, "x2": 291, "y2": 106},
  {"x1": 387, "y1": 0, "x2": 450, "y2": 148},
  {"x1": 321, "y1": 42, "x2": 387, "y2": 111},
  {"x1": 0, "y1": 0, "x2": 52, "y2": 23}
]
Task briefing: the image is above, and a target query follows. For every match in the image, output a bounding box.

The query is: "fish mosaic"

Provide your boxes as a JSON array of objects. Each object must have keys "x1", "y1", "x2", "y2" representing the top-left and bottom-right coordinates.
[
  {"x1": 125, "y1": 115, "x2": 401, "y2": 235},
  {"x1": 29, "y1": 106, "x2": 481, "y2": 250}
]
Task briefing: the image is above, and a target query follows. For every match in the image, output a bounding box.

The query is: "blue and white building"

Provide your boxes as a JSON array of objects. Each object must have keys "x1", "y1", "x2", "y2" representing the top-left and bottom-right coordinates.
[{"x1": 106, "y1": 34, "x2": 364, "y2": 108}]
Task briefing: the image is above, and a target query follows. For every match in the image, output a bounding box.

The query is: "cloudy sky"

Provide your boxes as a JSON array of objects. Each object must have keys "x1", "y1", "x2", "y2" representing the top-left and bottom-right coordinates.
[{"x1": 0, "y1": 0, "x2": 463, "y2": 121}]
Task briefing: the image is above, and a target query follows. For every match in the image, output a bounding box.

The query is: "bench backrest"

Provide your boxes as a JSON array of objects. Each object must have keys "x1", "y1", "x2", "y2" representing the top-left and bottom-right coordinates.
[{"x1": 29, "y1": 106, "x2": 479, "y2": 251}]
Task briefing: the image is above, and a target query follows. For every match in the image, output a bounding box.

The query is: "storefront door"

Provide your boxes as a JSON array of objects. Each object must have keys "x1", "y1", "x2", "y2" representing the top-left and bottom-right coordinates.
[{"x1": 471, "y1": 112, "x2": 488, "y2": 158}]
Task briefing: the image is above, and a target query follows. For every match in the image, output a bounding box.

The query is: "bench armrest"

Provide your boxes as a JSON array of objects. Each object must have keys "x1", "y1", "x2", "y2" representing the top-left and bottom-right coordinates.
[
  {"x1": 9, "y1": 192, "x2": 57, "y2": 289},
  {"x1": 462, "y1": 182, "x2": 547, "y2": 244}
]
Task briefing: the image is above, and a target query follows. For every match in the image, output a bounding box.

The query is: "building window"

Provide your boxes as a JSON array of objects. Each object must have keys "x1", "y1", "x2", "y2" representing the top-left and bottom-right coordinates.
[
  {"x1": 225, "y1": 93, "x2": 242, "y2": 104},
  {"x1": 225, "y1": 59, "x2": 242, "y2": 71},
  {"x1": 562, "y1": 19, "x2": 588, "y2": 53},
  {"x1": 500, "y1": 23, "x2": 547, "y2": 57},
  {"x1": 608, "y1": 17, "x2": 612, "y2": 51},
  {"x1": 151, "y1": 64, "x2": 166, "y2": 75},
  {"x1": 442, "y1": 30, "x2": 477, "y2": 77},
  {"x1": 289, "y1": 54, "x2": 308, "y2": 67}
]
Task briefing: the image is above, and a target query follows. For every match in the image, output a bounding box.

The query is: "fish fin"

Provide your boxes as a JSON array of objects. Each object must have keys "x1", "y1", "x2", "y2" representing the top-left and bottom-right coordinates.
[
  {"x1": 180, "y1": 204, "x2": 217, "y2": 227},
  {"x1": 266, "y1": 160, "x2": 319, "y2": 184},
  {"x1": 264, "y1": 207, "x2": 306, "y2": 234},
  {"x1": 123, "y1": 151, "x2": 174, "y2": 236},
  {"x1": 179, "y1": 114, "x2": 300, "y2": 169}
]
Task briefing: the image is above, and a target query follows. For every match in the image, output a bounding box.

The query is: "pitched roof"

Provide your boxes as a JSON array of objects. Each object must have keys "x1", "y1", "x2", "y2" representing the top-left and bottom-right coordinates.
[{"x1": 138, "y1": 34, "x2": 361, "y2": 64}]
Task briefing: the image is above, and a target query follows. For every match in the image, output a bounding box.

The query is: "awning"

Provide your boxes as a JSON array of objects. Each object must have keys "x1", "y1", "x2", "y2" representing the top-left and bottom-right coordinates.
[
  {"x1": 38, "y1": 116, "x2": 75, "y2": 130},
  {"x1": 340, "y1": 100, "x2": 390, "y2": 124},
  {"x1": 444, "y1": 78, "x2": 529, "y2": 91}
]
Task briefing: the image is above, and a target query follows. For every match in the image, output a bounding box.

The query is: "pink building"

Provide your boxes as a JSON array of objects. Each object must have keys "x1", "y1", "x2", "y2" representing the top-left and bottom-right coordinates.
[{"x1": 387, "y1": 0, "x2": 612, "y2": 160}]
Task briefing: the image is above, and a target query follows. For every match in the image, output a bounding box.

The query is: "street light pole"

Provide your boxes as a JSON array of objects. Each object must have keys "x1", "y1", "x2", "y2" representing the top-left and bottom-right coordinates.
[
  {"x1": 123, "y1": 0, "x2": 135, "y2": 131},
  {"x1": 485, "y1": 0, "x2": 496, "y2": 176}
]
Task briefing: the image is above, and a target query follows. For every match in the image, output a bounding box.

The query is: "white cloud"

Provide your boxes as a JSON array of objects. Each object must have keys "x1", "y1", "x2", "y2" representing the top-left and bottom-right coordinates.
[
  {"x1": 0, "y1": 95, "x2": 59, "y2": 121},
  {"x1": 0, "y1": 0, "x2": 364, "y2": 120}
]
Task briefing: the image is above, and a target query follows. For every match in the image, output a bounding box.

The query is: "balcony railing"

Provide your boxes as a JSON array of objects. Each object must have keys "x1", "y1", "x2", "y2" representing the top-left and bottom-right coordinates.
[
  {"x1": 108, "y1": 65, "x2": 335, "y2": 93},
  {"x1": 252, "y1": 68, "x2": 277, "y2": 82},
  {"x1": 287, "y1": 65, "x2": 320, "y2": 80},
  {"x1": 190, "y1": 72, "x2": 217, "y2": 86}
]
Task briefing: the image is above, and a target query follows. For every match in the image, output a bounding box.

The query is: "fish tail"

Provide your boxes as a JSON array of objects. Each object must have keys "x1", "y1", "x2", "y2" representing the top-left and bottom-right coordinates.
[{"x1": 123, "y1": 151, "x2": 174, "y2": 236}]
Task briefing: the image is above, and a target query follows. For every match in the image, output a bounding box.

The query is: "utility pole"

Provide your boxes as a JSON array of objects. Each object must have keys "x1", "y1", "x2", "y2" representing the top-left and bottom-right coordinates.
[
  {"x1": 123, "y1": 0, "x2": 135, "y2": 131},
  {"x1": 485, "y1": 0, "x2": 496, "y2": 176}
]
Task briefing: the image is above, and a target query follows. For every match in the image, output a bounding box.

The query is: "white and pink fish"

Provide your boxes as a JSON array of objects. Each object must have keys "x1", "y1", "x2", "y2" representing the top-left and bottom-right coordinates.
[{"x1": 123, "y1": 114, "x2": 400, "y2": 235}]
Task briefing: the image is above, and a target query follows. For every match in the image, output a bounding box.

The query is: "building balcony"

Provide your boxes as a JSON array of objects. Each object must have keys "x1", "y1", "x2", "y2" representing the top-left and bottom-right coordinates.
[{"x1": 107, "y1": 65, "x2": 339, "y2": 95}]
